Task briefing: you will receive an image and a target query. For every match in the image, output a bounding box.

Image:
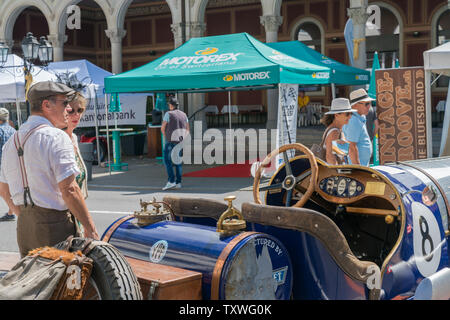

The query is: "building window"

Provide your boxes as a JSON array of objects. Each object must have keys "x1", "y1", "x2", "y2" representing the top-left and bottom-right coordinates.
[
  {"x1": 366, "y1": 7, "x2": 400, "y2": 69},
  {"x1": 297, "y1": 22, "x2": 321, "y2": 53}
]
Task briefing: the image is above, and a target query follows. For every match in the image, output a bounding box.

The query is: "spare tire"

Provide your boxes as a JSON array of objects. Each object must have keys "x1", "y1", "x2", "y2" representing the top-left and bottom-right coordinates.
[{"x1": 55, "y1": 238, "x2": 142, "y2": 300}]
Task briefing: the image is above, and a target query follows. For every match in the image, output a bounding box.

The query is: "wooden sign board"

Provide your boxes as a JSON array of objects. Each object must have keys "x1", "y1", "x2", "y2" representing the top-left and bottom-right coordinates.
[{"x1": 375, "y1": 67, "x2": 427, "y2": 164}]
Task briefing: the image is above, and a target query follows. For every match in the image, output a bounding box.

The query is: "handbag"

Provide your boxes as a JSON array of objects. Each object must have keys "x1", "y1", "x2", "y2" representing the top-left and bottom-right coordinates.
[
  {"x1": 0, "y1": 237, "x2": 93, "y2": 300},
  {"x1": 311, "y1": 127, "x2": 342, "y2": 162}
]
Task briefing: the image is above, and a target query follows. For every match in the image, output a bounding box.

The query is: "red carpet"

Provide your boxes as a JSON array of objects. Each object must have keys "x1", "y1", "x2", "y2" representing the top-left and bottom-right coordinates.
[{"x1": 183, "y1": 161, "x2": 254, "y2": 178}]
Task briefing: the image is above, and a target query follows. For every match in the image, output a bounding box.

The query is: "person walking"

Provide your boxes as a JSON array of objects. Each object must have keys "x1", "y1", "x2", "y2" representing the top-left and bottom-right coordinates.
[
  {"x1": 319, "y1": 98, "x2": 355, "y2": 165},
  {"x1": 161, "y1": 97, "x2": 189, "y2": 190},
  {"x1": 0, "y1": 81, "x2": 99, "y2": 257},
  {"x1": 0, "y1": 108, "x2": 17, "y2": 221},
  {"x1": 342, "y1": 89, "x2": 375, "y2": 166}
]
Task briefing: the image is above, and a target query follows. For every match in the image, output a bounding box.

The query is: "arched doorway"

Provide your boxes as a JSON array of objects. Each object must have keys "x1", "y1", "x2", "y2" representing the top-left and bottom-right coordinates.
[
  {"x1": 366, "y1": 5, "x2": 401, "y2": 69},
  {"x1": 12, "y1": 7, "x2": 49, "y2": 60},
  {"x1": 296, "y1": 21, "x2": 322, "y2": 53},
  {"x1": 8, "y1": 6, "x2": 50, "y2": 125},
  {"x1": 435, "y1": 8, "x2": 450, "y2": 89},
  {"x1": 63, "y1": 0, "x2": 109, "y2": 71},
  {"x1": 436, "y1": 9, "x2": 450, "y2": 46}
]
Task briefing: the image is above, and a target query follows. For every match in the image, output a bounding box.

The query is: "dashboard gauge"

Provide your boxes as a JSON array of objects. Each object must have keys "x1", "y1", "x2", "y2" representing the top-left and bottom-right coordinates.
[
  {"x1": 348, "y1": 180, "x2": 357, "y2": 196},
  {"x1": 337, "y1": 178, "x2": 346, "y2": 195}
]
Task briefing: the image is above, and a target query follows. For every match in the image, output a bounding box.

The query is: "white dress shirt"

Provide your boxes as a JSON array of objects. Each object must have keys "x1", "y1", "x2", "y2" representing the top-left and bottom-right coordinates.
[{"x1": 0, "y1": 115, "x2": 80, "y2": 210}]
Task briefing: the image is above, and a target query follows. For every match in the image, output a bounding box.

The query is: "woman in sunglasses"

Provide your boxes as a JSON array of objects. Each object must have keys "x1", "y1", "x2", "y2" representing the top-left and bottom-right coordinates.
[
  {"x1": 319, "y1": 98, "x2": 356, "y2": 165},
  {"x1": 63, "y1": 92, "x2": 88, "y2": 199},
  {"x1": 59, "y1": 92, "x2": 88, "y2": 236}
]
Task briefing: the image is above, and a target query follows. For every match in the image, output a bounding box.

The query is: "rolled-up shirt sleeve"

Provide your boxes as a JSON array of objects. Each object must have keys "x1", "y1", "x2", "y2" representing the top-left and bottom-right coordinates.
[{"x1": 49, "y1": 132, "x2": 80, "y2": 183}]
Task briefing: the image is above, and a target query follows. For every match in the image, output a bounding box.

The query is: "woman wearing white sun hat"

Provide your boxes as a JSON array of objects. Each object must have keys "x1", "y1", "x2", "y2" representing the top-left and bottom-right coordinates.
[{"x1": 319, "y1": 98, "x2": 356, "y2": 165}]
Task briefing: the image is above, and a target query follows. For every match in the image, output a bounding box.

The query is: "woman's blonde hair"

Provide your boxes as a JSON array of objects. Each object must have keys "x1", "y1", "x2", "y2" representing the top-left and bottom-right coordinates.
[{"x1": 70, "y1": 92, "x2": 87, "y2": 110}]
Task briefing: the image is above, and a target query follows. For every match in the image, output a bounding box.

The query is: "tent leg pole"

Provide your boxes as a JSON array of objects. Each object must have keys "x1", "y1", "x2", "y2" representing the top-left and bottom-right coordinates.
[
  {"x1": 331, "y1": 83, "x2": 336, "y2": 99},
  {"x1": 425, "y1": 70, "x2": 433, "y2": 158},
  {"x1": 105, "y1": 93, "x2": 111, "y2": 175},
  {"x1": 93, "y1": 87, "x2": 101, "y2": 166},
  {"x1": 228, "y1": 91, "x2": 232, "y2": 160}
]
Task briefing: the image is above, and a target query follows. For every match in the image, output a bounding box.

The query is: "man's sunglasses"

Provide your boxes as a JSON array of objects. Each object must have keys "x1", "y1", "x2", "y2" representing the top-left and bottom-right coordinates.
[
  {"x1": 68, "y1": 107, "x2": 85, "y2": 115},
  {"x1": 49, "y1": 99, "x2": 70, "y2": 107}
]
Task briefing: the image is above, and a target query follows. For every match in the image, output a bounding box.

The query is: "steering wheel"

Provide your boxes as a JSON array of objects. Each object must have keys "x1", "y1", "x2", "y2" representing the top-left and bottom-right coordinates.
[{"x1": 253, "y1": 143, "x2": 318, "y2": 208}]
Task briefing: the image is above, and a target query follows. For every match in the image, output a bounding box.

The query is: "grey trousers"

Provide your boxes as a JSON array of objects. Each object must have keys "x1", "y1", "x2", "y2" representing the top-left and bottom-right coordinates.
[{"x1": 17, "y1": 205, "x2": 81, "y2": 258}]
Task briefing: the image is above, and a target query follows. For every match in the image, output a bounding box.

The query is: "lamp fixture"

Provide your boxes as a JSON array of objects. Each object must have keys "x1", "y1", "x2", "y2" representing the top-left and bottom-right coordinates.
[
  {"x1": 38, "y1": 36, "x2": 53, "y2": 65},
  {"x1": 0, "y1": 42, "x2": 9, "y2": 65},
  {"x1": 21, "y1": 32, "x2": 40, "y2": 61}
]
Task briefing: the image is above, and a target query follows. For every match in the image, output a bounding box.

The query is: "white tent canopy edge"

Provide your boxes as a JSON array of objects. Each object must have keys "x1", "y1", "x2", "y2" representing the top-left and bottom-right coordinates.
[{"x1": 424, "y1": 42, "x2": 450, "y2": 157}]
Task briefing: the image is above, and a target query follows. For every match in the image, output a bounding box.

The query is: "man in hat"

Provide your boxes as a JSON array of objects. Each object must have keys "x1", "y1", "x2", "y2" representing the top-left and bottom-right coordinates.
[
  {"x1": 0, "y1": 81, "x2": 99, "y2": 257},
  {"x1": 161, "y1": 97, "x2": 189, "y2": 190},
  {"x1": 342, "y1": 88, "x2": 375, "y2": 166},
  {"x1": 0, "y1": 108, "x2": 17, "y2": 221}
]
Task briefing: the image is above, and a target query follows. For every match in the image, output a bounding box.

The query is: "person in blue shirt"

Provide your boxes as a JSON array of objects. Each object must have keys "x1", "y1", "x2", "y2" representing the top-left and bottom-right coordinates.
[
  {"x1": 342, "y1": 89, "x2": 375, "y2": 166},
  {"x1": 0, "y1": 108, "x2": 17, "y2": 221}
]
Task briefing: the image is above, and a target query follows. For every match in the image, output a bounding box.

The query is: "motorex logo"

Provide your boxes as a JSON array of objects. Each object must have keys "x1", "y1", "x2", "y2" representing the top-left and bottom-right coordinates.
[
  {"x1": 356, "y1": 74, "x2": 369, "y2": 81},
  {"x1": 156, "y1": 47, "x2": 243, "y2": 70},
  {"x1": 223, "y1": 71, "x2": 271, "y2": 82},
  {"x1": 195, "y1": 47, "x2": 219, "y2": 55},
  {"x1": 312, "y1": 72, "x2": 330, "y2": 79}
]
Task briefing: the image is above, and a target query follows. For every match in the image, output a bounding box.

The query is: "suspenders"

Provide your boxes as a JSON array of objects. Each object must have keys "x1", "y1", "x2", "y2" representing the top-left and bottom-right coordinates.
[{"x1": 13, "y1": 124, "x2": 48, "y2": 207}]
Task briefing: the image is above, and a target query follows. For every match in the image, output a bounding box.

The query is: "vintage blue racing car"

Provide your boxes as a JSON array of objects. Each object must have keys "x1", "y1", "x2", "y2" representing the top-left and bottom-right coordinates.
[{"x1": 101, "y1": 143, "x2": 450, "y2": 300}]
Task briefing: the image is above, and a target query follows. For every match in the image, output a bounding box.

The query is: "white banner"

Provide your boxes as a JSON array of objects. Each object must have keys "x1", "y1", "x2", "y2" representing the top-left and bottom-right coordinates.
[
  {"x1": 78, "y1": 94, "x2": 148, "y2": 128},
  {"x1": 276, "y1": 84, "x2": 298, "y2": 170}
]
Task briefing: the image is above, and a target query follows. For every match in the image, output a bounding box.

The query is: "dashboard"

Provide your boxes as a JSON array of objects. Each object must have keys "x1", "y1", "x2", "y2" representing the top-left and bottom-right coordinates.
[{"x1": 319, "y1": 176, "x2": 365, "y2": 198}]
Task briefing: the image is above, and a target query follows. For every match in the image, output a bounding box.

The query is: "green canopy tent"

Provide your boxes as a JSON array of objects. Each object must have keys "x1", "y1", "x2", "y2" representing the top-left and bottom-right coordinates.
[
  {"x1": 266, "y1": 40, "x2": 370, "y2": 97},
  {"x1": 104, "y1": 33, "x2": 334, "y2": 163},
  {"x1": 105, "y1": 33, "x2": 332, "y2": 94}
]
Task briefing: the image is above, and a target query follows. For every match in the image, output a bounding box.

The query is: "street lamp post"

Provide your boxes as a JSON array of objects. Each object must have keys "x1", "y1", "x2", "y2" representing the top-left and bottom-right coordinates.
[{"x1": 0, "y1": 32, "x2": 53, "y2": 125}]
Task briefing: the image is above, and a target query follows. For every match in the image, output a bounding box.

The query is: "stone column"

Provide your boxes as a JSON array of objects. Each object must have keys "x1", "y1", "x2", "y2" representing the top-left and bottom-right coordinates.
[
  {"x1": 260, "y1": 15, "x2": 283, "y2": 129},
  {"x1": 47, "y1": 33, "x2": 67, "y2": 62},
  {"x1": 347, "y1": 0, "x2": 368, "y2": 71},
  {"x1": 186, "y1": 22, "x2": 207, "y2": 131},
  {"x1": 105, "y1": 28, "x2": 126, "y2": 74},
  {"x1": 170, "y1": 23, "x2": 184, "y2": 49}
]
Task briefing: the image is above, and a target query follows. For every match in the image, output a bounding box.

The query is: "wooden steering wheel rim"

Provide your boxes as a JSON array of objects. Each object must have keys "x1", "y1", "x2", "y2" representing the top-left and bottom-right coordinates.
[{"x1": 253, "y1": 143, "x2": 319, "y2": 208}]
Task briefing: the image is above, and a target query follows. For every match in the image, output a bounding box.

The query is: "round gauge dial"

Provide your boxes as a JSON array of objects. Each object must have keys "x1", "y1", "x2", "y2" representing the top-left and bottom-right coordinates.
[
  {"x1": 337, "y1": 178, "x2": 346, "y2": 195},
  {"x1": 348, "y1": 180, "x2": 357, "y2": 196}
]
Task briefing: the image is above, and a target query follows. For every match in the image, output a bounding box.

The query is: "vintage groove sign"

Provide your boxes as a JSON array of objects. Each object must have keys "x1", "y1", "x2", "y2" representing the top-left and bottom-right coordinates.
[{"x1": 375, "y1": 67, "x2": 427, "y2": 164}]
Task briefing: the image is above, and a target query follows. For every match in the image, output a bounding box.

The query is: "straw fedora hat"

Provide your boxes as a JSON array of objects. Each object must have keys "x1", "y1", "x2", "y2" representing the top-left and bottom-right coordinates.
[
  {"x1": 325, "y1": 98, "x2": 357, "y2": 115},
  {"x1": 349, "y1": 88, "x2": 376, "y2": 106}
]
